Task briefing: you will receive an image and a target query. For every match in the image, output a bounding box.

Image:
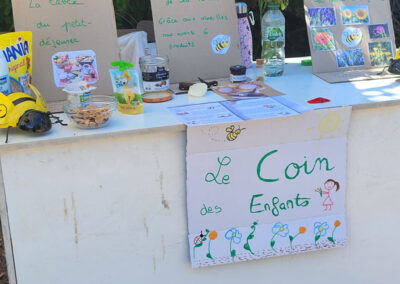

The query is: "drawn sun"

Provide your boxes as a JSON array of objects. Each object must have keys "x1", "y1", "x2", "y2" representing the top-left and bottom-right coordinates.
[{"x1": 308, "y1": 109, "x2": 348, "y2": 141}]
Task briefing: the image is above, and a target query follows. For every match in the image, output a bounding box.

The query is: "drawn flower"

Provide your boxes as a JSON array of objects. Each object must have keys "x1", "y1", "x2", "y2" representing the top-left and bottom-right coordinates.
[
  {"x1": 315, "y1": 187, "x2": 323, "y2": 197},
  {"x1": 314, "y1": 222, "x2": 329, "y2": 247},
  {"x1": 328, "y1": 220, "x2": 342, "y2": 245},
  {"x1": 270, "y1": 222, "x2": 289, "y2": 252},
  {"x1": 225, "y1": 228, "x2": 242, "y2": 259},
  {"x1": 314, "y1": 222, "x2": 329, "y2": 237},
  {"x1": 314, "y1": 32, "x2": 331, "y2": 46},
  {"x1": 272, "y1": 222, "x2": 289, "y2": 237},
  {"x1": 209, "y1": 230, "x2": 218, "y2": 240},
  {"x1": 342, "y1": 9, "x2": 352, "y2": 19},
  {"x1": 206, "y1": 230, "x2": 217, "y2": 260},
  {"x1": 355, "y1": 9, "x2": 368, "y2": 20},
  {"x1": 225, "y1": 228, "x2": 242, "y2": 244},
  {"x1": 289, "y1": 226, "x2": 307, "y2": 250}
]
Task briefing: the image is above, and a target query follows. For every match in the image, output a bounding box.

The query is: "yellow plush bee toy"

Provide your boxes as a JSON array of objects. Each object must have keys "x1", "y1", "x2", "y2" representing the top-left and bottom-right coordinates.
[{"x1": 0, "y1": 84, "x2": 66, "y2": 142}]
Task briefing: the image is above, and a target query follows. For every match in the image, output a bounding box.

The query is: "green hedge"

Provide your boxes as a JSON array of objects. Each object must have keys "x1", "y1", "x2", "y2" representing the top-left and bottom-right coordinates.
[{"x1": 1, "y1": 0, "x2": 398, "y2": 58}]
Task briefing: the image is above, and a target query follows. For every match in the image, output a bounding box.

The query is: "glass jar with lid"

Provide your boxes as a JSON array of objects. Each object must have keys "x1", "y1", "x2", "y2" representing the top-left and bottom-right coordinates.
[{"x1": 139, "y1": 56, "x2": 170, "y2": 93}]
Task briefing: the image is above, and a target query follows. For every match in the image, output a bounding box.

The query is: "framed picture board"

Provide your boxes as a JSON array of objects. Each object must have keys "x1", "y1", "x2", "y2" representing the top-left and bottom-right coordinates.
[{"x1": 304, "y1": 0, "x2": 398, "y2": 83}]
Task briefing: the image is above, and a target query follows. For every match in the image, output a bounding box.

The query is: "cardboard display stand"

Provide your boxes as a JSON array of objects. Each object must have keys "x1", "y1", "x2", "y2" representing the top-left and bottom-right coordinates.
[
  {"x1": 304, "y1": 0, "x2": 398, "y2": 83},
  {"x1": 11, "y1": 0, "x2": 120, "y2": 102},
  {"x1": 150, "y1": 0, "x2": 241, "y2": 83}
]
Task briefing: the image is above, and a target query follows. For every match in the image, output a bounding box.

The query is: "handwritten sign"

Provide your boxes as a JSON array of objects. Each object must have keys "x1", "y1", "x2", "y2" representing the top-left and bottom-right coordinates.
[
  {"x1": 150, "y1": 0, "x2": 241, "y2": 83},
  {"x1": 304, "y1": 0, "x2": 397, "y2": 83},
  {"x1": 186, "y1": 107, "x2": 351, "y2": 267},
  {"x1": 11, "y1": 0, "x2": 119, "y2": 103}
]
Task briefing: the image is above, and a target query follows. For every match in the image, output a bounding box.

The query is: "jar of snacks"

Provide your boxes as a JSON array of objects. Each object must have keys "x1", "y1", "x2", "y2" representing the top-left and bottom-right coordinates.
[{"x1": 139, "y1": 56, "x2": 170, "y2": 93}]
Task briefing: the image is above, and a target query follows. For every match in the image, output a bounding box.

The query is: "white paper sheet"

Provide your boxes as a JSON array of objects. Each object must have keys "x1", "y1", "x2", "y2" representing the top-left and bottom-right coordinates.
[{"x1": 169, "y1": 97, "x2": 309, "y2": 126}]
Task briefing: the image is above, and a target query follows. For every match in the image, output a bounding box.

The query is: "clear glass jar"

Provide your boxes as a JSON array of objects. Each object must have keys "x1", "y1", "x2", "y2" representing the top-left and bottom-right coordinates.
[{"x1": 139, "y1": 56, "x2": 170, "y2": 93}]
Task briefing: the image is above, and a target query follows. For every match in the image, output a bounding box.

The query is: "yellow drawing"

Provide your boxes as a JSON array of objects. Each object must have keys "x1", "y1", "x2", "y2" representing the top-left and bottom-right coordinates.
[
  {"x1": 122, "y1": 70, "x2": 131, "y2": 82},
  {"x1": 226, "y1": 125, "x2": 245, "y2": 141},
  {"x1": 308, "y1": 109, "x2": 349, "y2": 141},
  {"x1": 215, "y1": 41, "x2": 230, "y2": 52},
  {"x1": 346, "y1": 34, "x2": 360, "y2": 44},
  {"x1": 318, "y1": 112, "x2": 341, "y2": 135}
]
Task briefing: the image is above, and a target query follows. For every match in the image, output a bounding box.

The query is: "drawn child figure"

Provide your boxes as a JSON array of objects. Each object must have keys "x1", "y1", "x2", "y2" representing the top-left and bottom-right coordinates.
[{"x1": 321, "y1": 179, "x2": 340, "y2": 211}]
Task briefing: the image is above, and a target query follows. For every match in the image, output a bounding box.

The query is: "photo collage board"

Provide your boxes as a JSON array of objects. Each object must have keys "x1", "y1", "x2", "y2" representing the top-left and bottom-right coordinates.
[{"x1": 304, "y1": 0, "x2": 397, "y2": 83}]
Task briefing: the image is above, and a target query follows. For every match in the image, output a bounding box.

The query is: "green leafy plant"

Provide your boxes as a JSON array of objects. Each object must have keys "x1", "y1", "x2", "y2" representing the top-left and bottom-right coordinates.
[
  {"x1": 113, "y1": 0, "x2": 153, "y2": 29},
  {"x1": 0, "y1": 0, "x2": 14, "y2": 32},
  {"x1": 243, "y1": 221, "x2": 258, "y2": 255},
  {"x1": 327, "y1": 220, "x2": 341, "y2": 245}
]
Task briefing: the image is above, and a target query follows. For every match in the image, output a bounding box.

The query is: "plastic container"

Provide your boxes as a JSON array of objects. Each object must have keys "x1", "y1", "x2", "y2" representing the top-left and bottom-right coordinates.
[
  {"x1": 0, "y1": 51, "x2": 11, "y2": 95},
  {"x1": 261, "y1": 4, "x2": 285, "y2": 77},
  {"x1": 109, "y1": 61, "x2": 143, "y2": 115},
  {"x1": 64, "y1": 95, "x2": 116, "y2": 129},
  {"x1": 236, "y1": 2, "x2": 254, "y2": 68},
  {"x1": 62, "y1": 81, "x2": 95, "y2": 105}
]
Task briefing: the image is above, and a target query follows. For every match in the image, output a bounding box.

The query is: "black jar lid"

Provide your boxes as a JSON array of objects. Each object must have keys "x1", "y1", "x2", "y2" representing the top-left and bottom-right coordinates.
[{"x1": 230, "y1": 65, "x2": 246, "y2": 75}]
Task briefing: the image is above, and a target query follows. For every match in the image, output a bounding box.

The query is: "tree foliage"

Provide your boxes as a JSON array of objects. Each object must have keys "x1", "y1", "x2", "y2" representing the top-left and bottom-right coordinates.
[
  {"x1": 113, "y1": 0, "x2": 153, "y2": 29},
  {"x1": 0, "y1": 0, "x2": 13, "y2": 32},
  {"x1": 0, "y1": 0, "x2": 154, "y2": 32},
  {"x1": 0, "y1": 0, "x2": 398, "y2": 56}
]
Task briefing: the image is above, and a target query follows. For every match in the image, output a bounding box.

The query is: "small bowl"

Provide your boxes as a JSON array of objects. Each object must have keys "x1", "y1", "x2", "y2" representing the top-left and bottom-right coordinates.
[{"x1": 64, "y1": 95, "x2": 116, "y2": 129}]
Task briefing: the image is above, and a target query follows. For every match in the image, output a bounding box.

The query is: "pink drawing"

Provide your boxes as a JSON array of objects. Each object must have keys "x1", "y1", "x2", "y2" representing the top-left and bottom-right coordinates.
[{"x1": 316, "y1": 179, "x2": 340, "y2": 211}]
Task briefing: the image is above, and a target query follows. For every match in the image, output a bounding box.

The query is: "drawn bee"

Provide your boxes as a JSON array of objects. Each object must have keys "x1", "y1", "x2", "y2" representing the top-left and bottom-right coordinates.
[
  {"x1": 215, "y1": 41, "x2": 230, "y2": 52},
  {"x1": 226, "y1": 125, "x2": 245, "y2": 141},
  {"x1": 346, "y1": 34, "x2": 360, "y2": 44}
]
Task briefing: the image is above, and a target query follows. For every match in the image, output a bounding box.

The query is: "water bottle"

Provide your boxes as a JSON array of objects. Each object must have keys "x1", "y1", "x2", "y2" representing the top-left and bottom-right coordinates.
[
  {"x1": 0, "y1": 50, "x2": 11, "y2": 95},
  {"x1": 261, "y1": 4, "x2": 285, "y2": 76},
  {"x1": 236, "y1": 2, "x2": 254, "y2": 69}
]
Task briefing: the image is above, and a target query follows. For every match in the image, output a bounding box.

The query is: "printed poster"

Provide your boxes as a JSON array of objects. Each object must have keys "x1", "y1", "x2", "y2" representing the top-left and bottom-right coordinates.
[
  {"x1": 51, "y1": 50, "x2": 98, "y2": 87},
  {"x1": 186, "y1": 107, "x2": 351, "y2": 267}
]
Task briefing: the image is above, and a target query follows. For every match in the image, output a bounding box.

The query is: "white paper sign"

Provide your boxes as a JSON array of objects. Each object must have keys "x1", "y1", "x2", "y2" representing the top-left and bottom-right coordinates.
[{"x1": 186, "y1": 107, "x2": 352, "y2": 267}]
